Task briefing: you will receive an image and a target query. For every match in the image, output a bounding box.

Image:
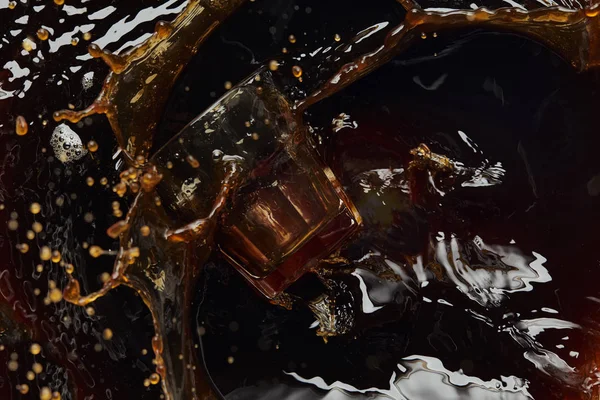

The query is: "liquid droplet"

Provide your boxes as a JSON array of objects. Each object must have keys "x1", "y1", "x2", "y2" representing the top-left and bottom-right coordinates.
[
  {"x1": 15, "y1": 115, "x2": 28, "y2": 136},
  {"x1": 36, "y1": 28, "x2": 49, "y2": 41},
  {"x1": 292, "y1": 65, "x2": 303, "y2": 78}
]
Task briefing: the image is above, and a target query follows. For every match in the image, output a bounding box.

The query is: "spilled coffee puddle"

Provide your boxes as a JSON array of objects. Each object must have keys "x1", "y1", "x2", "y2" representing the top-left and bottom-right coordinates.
[{"x1": 2, "y1": 0, "x2": 600, "y2": 399}]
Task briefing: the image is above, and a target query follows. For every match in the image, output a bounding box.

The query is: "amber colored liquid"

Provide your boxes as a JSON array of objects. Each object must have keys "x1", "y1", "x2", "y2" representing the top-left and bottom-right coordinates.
[{"x1": 219, "y1": 140, "x2": 362, "y2": 299}]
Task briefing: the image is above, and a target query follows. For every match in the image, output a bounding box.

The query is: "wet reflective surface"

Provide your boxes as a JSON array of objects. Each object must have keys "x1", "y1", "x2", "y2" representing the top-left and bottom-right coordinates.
[{"x1": 2, "y1": 0, "x2": 600, "y2": 399}]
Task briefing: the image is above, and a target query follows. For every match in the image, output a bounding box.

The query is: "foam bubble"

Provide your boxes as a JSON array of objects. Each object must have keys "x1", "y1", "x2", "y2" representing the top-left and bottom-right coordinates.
[{"x1": 50, "y1": 124, "x2": 87, "y2": 163}]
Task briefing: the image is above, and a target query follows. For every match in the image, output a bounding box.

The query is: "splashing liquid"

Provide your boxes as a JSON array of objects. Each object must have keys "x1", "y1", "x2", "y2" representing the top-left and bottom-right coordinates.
[{"x1": 21, "y1": 0, "x2": 600, "y2": 399}]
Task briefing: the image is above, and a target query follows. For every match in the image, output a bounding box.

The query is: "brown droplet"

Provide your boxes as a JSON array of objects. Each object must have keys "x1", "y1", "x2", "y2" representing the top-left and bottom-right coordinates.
[
  {"x1": 100, "y1": 272, "x2": 110, "y2": 283},
  {"x1": 84, "y1": 212, "x2": 94, "y2": 223},
  {"x1": 30, "y1": 343, "x2": 41, "y2": 355},
  {"x1": 100, "y1": 177, "x2": 108, "y2": 185},
  {"x1": 32, "y1": 362, "x2": 43, "y2": 374},
  {"x1": 87, "y1": 140, "x2": 98, "y2": 152},
  {"x1": 149, "y1": 373, "x2": 160, "y2": 385},
  {"x1": 143, "y1": 379, "x2": 151, "y2": 387},
  {"x1": 49, "y1": 288, "x2": 62, "y2": 303},
  {"x1": 8, "y1": 360, "x2": 18, "y2": 371},
  {"x1": 22, "y1": 37, "x2": 35, "y2": 52},
  {"x1": 37, "y1": 28, "x2": 49, "y2": 41},
  {"x1": 8, "y1": 1, "x2": 16, "y2": 9},
  {"x1": 83, "y1": 32, "x2": 92, "y2": 41},
  {"x1": 421, "y1": 32, "x2": 427, "y2": 39},
  {"x1": 113, "y1": 182, "x2": 127, "y2": 197},
  {"x1": 32, "y1": 222, "x2": 43, "y2": 233},
  {"x1": 292, "y1": 65, "x2": 303, "y2": 78},
  {"x1": 51, "y1": 250, "x2": 61, "y2": 263},
  {"x1": 40, "y1": 246, "x2": 51, "y2": 261},
  {"x1": 17, "y1": 243, "x2": 29, "y2": 253},
  {"x1": 224, "y1": 81, "x2": 232, "y2": 90},
  {"x1": 16, "y1": 115, "x2": 28, "y2": 136},
  {"x1": 53, "y1": 0, "x2": 64, "y2": 4},
  {"x1": 26, "y1": 371, "x2": 35, "y2": 380},
  {"x1": 71, "y1": 37, "x2": 79, "y2": 46},
  {"x1": 18, "y1": 384, "x2": 29, "y2": 394},
  {"x1": 89, "y1": 246, "x2": 103, "y2": 258},
  {"x1": 269, "y1": 60, "x2": 279, "y2": 71},
  {"x1": 40, "y1": 386, "x2": 51, "y2": 400},
  {"x1": 85, "y1": 307, "x2": 95, "y2": 316},
  {"x1": 26, "y1": 230, "x2": 35, "y2": 240},
  {"x1": 65, "y1": 264, "x2": 74, "y2": 274},
  {"x1": 30, "y1": 202, "x2": 41, "y2": 214},
  {"x1": 8, "y1": 220, "x2": 18, "y2": 231},
  {"x1": 155, "y1": 21, "x2": 173, "y2": 38},
  {"x1": 186, "y1": 155, "x2": 200, "y2": 168},
  {"x1": 288, "y1": 34, "x2": 296, "y2": 43},
  {"x1": 102, "y1": 328, "x2": 113, "y2": 340},
  {"x1": 140, "y1": 225, "x2": 151, "y2": 236},
  {"x1": 86, "y1": 177, "x2": 94, "y2": 186}
]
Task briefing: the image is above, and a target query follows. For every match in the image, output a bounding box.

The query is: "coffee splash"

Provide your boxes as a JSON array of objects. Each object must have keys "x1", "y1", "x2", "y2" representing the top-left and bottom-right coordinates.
[{"x1": 47, "y1": 0, "x2": 600, "y2": 399}]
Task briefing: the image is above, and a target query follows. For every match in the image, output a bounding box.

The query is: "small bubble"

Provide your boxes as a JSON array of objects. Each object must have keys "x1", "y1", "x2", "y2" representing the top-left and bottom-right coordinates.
[
  {"x1": 143, "y1": 379, "x2": 151, "y2": 387},
  {"x1": 334, "y1": 34, "x2": 341, "y2": 42},
  {"x1": 26, "y1": 230, "x2": 35, "y2": 240},
  {"x1": 26, "y1": 371, "x2": 35, "y2": 380},
  {"x1": 227, "y1": 356, "x2": 234, "y2": 364},
  {"x1": 53, "y1": 0, "x2": 64, "y2": 4},
  {"x1": 85, "y1": 307, "x2": 95, "y2": 316},
  {"x1": 94, "y1": 343, "x2": 103, "y2": 352},
  {"x1": 288, "y1": 34, "x2": 296, "y2": 44},
  {"x1": 141, "y1": 349, "x2": 148, "y2": 355},
  {"x1": 140, "y1": 226, "x2": 151, "y2": 236},
  {"x1": 421, "y1": 32, "x2": 427, "y2": 39},
  {"x1": 224, "y1": 81, "x2": 232, "y2": 90},
  {"x1": 8, "y1": 1, "x2": 16, "y2": 9},
  {"x1": 71, "y1": 37, "x2": 79, "y2": 46},
  {"x1": 83, "y1": 32, "x2": 92, "y2": 41},
  {"x1": 100, "y1": 177, "x2": 108, "y2": 185},
  {"x1": 18, "y1": 384, "x2": 29, "y2": 394},
  {"x1": 86, "y1": 177, "x2": 94, "y2": 186},
  {"x1": 269, "y1": 60, "x2": 279, "y2": 71},
  {"x1": 17, "y1": 243, "x2": 29, "y2": 253}
]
